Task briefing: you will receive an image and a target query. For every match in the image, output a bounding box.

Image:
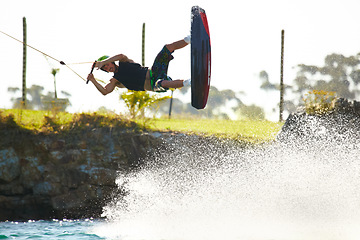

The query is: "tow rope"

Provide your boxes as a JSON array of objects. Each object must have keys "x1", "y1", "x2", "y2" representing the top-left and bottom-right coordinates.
[{"x1": 0, "y1": 29, "x2": 88, "y2": 82}]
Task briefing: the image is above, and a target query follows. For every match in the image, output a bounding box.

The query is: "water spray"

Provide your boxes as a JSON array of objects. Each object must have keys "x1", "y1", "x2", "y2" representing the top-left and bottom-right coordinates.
[{"x1": 95, "y1": 125, "x2": 360, "y2": 240}]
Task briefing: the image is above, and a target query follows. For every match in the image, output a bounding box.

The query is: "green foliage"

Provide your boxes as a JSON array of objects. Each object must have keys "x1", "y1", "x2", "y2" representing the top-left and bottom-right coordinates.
[
  {"x1": 51, "y1": 68, "x2": 60, "y2": 77},
  {"x1": 120, "y1": 90, "x2": 170, "y2": 119},
  {"x1": 303, "y1": 90, "x2": 338, "y2": 115},
  {"x1": 150, "y1": 118, "x2": 282, "y2": 144},
  {"x1": 42, "y1": 115, "x2": 60, "y2": 133},
  {"x1": 69, "y1": 112, "x2": 136, "y2": 130},
  {"x1": 0, "y1": 109, "x2": 281, "y2": 144},
  {"x1": 0, "y1": 113, "x2": 18, "y2": 129},
  {"x1": 296, "y1": 53, "x2": 360, "y2": 99},
  {"x1": 41, "y1": 98, "x2": 70, "y2": 112},
  {"x1": 0, "y1": 109, "x2": 137, "y2": 133},
  {"x1": 237, "y1": 104, "x2": 265, "y2": 120}
]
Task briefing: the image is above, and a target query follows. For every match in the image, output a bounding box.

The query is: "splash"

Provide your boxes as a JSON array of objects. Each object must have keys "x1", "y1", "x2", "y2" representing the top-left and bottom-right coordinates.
[{"x1": 95, "y1": 121, "x2": 360, "y2": 240}]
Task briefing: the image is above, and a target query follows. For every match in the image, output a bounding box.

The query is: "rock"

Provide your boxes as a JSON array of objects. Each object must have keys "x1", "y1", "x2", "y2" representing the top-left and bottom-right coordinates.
[
  {"x1": 50, "y1": 139, "x2": 66, "y2": 150},
  {"x1": 63, "y1": 168, "x2": 89, "y2": 188},
  {"x1": 0, "y1": 129, "x2": 168, "y2": 220},
  {"x1": 51, "y1": 184, "x2": 98, "y2": 210},
  {"x1": 150, "y1": 131, "x2": 163, "y2": 138},
  {"x1": 87, "y1": 167, "x2": 118, "y2": 186},
  {"x1": 20, "y1": 157, "x2": 43, "y2": 189},
  {"x1": 0, "y1": 180, "x2": 24, "y2": 195},
  {"x1": 50, "y1": 151, "x2": 64, "y2": 162},
  {"x1": 78, "y1": 140, "x2": 87, "y2": 149},
  {"x1": 277, "y1": 98, "x2": 360, "y2": 144},
  {"x1": 0, "y1": 148, "x2": 20, "y2": 183},
  {"x1": 33, "y1": 181, "x2": 63, "y2": 196}
]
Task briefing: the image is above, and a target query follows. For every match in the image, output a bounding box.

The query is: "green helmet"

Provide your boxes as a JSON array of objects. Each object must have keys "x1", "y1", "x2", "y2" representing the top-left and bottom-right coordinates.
[
  {"x1": 98, "y1": 55, "x2": 109, "y2": 62},
  {"x1": 97, "y1": 55, "x2": 110, "y2": 72}
]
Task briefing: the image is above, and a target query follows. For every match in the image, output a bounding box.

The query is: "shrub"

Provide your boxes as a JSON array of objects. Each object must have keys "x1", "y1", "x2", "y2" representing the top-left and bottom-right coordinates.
[{"x1": 303, "y1": 90, "x2": 337, "y2": 115}]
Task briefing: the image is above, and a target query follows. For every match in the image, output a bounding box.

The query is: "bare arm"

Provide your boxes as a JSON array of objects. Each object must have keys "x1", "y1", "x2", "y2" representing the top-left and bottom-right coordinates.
[
  {"x1": 96, "y1": 54, "x2": 134, "y2": 69},
  {"x1": 87, "y1": 74, "x2": 119, "y2": 95}
]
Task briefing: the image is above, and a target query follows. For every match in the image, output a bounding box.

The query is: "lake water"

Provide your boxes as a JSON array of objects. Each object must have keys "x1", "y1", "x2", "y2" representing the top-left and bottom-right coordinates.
[{"x1": 0, "y1": 219, "x2": 104, "y2": 239}]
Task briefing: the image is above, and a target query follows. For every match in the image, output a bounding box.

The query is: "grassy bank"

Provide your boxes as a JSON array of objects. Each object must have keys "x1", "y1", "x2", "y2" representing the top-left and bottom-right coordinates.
[
  {"x1": 149, "y1": 118, "x2": 282, "y2": 143},
  {"x1": 0, "y1": 109, "x2": 283, "y2": 144}
]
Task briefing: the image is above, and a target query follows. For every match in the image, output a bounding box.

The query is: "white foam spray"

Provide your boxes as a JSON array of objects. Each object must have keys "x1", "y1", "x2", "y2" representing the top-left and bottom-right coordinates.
[{"x1": 94, "y1": 125, "x2": 360, "y2": 240}]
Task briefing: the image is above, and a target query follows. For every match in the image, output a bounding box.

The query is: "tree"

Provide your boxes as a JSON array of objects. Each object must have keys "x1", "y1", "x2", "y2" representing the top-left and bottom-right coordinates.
[
  {"x1": 208, "y1": 86, "x2": 243, "y2": 111},
  {"x1": 27, "y1": 85, "x2": 44, "y2": 108},
  {"x1": 259, "y1": 70, "x2": 278, "y2": 91},
  {"x1": 41, "y1": 92, "x2": 70, "y2": 111},
  {"x1": 294, "y1": 53, "x2": 360, "y2": 100},
  {"x1": 120, "y1": 90, "x2": 170, "y2": 119},
  {"x1": 51, "y1": 68, "x2": 60, "y2": 98},
  {"x1": 258, "y1": 70, "x2": 293, "y2": 117},
  {"x1": 236, "y1": 104, "x2": 265, "y2": 120},
  {"x1": 258, "y1": 52, "x2": 360, "y2": 119},
  {"x1": 8, "y1": 84, "x2": 71, "y2": 111},
  {"x1": 8, "y1": 85, "x2": 44, "y2": 110}
]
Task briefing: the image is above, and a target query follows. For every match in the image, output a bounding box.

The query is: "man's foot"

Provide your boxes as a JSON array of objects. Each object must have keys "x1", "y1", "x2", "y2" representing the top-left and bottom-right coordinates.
[
  {"x1": 184, "y1": 35, "x2": 191, "y2": 44},
  {"x1": 183, "y1": 79, "x2": 191, "y2": 87}
]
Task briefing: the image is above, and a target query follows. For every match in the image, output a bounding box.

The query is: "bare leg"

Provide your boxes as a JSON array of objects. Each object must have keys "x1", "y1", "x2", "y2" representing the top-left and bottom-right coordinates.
[
  {"x1": 159, "y1": 38, "x2": 190, "y2": 89},
  {"x1": 161, "y1": 79, "x2": 185, "y2": 88},
  {"x1": 166, "y1": 39, "x2": 189, "y2": 52}
]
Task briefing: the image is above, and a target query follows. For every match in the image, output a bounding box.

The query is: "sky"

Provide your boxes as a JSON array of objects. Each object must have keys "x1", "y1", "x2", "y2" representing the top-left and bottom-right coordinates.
[{"x1": 2, "y1": 0, "x2": 360, "y2": 121}]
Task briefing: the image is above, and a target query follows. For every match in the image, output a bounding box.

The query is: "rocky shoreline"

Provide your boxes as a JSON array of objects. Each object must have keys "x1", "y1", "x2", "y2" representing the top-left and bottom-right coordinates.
[
  {"x1": 0, "y1": 118, "x2": 172, "y2": 221},
  {"x1": 2, "y1": 98, "x2": 359, "y2": 221},
  {"x1": 0, "y1": 114, "x2": 230, "y2": 221}
]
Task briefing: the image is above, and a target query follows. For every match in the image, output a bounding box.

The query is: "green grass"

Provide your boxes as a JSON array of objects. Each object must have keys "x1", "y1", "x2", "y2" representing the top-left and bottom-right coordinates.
[
  {"x1": 148, "y1": 118, "x2": 283, "y2": 143},
  {"x1": 0, "y1": 109, "x2": 283, "y2": 144},
  {"x1": 1, "y1": 109, "x2": 73, "y2": 130}
]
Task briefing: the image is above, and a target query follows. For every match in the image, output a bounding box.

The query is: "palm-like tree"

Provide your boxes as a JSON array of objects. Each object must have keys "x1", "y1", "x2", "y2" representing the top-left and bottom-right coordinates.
[{"x1": 51, "y1": 68, "x2": 60, "y2": 98}]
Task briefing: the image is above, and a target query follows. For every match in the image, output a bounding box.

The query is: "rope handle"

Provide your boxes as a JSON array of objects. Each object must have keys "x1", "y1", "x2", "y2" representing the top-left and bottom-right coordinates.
[{"x1": 86, "y1": 61, "x2": 97, "y2": 84}]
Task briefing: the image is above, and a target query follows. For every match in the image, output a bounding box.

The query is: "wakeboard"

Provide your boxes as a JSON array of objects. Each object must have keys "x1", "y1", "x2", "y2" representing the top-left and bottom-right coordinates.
[{"x1": 191, "y1": 6, "x2": 211, "y2": 109}]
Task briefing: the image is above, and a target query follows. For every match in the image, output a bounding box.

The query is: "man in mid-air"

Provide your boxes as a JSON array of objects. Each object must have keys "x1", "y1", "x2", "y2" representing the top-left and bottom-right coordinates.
[{"x1": 87, "y1": 35, "x2": 191, "y2": 95}]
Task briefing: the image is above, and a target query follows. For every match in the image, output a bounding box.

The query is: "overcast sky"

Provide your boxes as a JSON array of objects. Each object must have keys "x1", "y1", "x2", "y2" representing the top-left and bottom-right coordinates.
[{"x1": 1, "y1": 0, "x2": 360, "y2": 120}]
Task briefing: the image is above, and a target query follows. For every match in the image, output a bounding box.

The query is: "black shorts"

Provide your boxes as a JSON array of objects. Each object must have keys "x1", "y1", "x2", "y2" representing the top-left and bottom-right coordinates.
[{"x1": 150, "y1": 45, "x2": 174, "y2": 89}]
